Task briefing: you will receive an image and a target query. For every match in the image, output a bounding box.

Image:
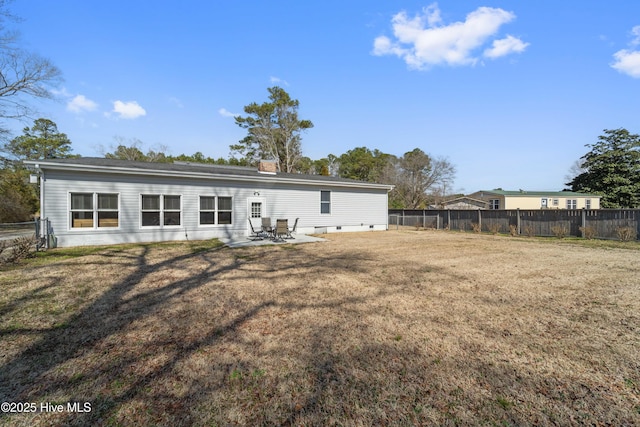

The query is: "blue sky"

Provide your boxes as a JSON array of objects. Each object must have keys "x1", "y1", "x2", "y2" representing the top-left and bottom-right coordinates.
[{"x1": 7, "y1": 1, "x2": 640, "y2": 193}]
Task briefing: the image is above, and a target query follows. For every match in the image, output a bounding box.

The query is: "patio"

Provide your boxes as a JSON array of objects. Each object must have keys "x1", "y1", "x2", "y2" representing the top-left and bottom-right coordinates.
[{"x1": 219, "y1": 233, "x2": 327, "y2": 248}]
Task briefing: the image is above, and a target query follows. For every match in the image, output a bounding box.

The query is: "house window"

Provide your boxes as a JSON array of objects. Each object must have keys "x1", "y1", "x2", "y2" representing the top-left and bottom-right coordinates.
[
  {"x1": 70, "y1": 193, "x2": 119, "y2": 229},
  {"x1": 489, "y1": 199, "x2": 499, "y2": 210},
  {"x1": 320, "y1": 190, "x2": 331, "y2": 214},
  {"x1": 553, "y1": 199, "x2": 559, "y2": 207},
  {"x1": 141, "y1": 195, "x2": 181, "y2": 227},
  {"x1": 97, "y1": 194, "x2": 119, "y2": 227},
  {"x1": 163, "y1": 195, "x2": 181, "y2": 226},
  {"x1": 141, "y1": 195, "x2": 161, "y2": 226},
  {"x1": 199, "y1": 196, "x2": 216, "y2": 225},
  {"x1": 71, "y1": 193, "x2": 94, "y2": 228},
  {"x1": 567, "y1": 199, "x2": 577, "y2": 209},
  {"x1": 250, "y1": 202, "x2": 262, "y2": 218},
  {"x1": 199, "y1": 196, "x2": 233, "y2": 225},
  {"x1": 585, "y1": 199, "x2": 591, "y2": 209},
  {"x1": 218, "y1": 197, "x2": 232, "y2": 224}
]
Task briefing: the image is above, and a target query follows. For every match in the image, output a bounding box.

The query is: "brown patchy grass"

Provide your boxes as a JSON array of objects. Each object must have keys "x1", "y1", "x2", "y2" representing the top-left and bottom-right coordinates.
[{"x1": 0, "y1": 231, "x2": 639, "y2": 426}]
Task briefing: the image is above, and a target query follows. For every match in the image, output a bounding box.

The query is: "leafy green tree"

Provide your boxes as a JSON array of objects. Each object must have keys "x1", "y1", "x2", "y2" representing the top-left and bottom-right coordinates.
[
  {"x1": 232, "y1": 86, "x2": 313, "y2": 173},
  {"x1": 0, "y1": 118, "x2": 73, "y2": 221},
  {"x1": 336, "y1": 147, "x2": 392, "y2": 182},
  {"x1": 3, "y1": 118, "x2": 73, "y2": 160},
  {"x1": 566, "y1": 128, "x2": 640, "y2": 208},
  {"x1": 0, "y1": 166, "x2": 37, "y2": 222}
]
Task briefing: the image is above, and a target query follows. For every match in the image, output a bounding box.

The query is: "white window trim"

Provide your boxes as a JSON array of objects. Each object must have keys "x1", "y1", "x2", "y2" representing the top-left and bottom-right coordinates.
[
  {"x1": 69, "y1": 192, "x2": 120, "y2": 231},
  {"x1": 217, "y1": 196, "x2": 233, "y2": 226},
  {"x1": 140, "y1": 194, "x2": 182, "y2": 229},
  {"x1": 320, "y1": 190, "x2": 331, "y2": 215},
  {"x1": 198, "y1": 195, "x2": 233, "y2": 227}
]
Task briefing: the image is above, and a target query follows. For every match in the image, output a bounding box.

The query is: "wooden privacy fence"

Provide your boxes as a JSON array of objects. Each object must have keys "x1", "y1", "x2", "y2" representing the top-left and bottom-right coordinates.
[{"x1": 388, "y1": 209, "x2": 640, "y2": 240}]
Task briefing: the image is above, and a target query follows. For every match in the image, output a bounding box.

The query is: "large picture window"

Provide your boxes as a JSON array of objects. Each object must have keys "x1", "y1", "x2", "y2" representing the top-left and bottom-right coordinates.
[
  {"x1": 199, "y1": 196, "x2": 233, "y2": 225},
  {"x1": 320, "y1": 190, "x2": 331, "y2": 214},
  {"x1": 141, "y1": 194, "x2": 181, "y2": 227},
  {"x1": 70, "y1": 193, "x2": 119, "y2": 229}
]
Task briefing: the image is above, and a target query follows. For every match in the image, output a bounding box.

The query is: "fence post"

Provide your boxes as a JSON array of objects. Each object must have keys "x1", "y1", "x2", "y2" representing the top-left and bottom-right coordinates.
[
  {"x1": 478, "y1": 209, "x2": 482, "y2": 231},
  {"x1": 581, "y1": 208, "x2": 586, "y2": 237},
  {"x1": 516, "y1": 209, "x2": 521, "y2": 235},
  {"x1": 447, "y1": 209, "x2": 451, "y2": 230}
]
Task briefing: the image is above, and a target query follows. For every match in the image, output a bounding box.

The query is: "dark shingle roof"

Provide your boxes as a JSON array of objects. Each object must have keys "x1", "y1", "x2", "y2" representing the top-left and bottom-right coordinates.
[{"x1": 27, "y1": 157, "x2": 392, "y2": 189}]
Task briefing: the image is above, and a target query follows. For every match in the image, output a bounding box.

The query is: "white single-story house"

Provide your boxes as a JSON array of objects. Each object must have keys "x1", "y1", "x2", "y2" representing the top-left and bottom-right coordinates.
[{"x1": 24, "y1": 158, "x2": 393, "y2": 247}]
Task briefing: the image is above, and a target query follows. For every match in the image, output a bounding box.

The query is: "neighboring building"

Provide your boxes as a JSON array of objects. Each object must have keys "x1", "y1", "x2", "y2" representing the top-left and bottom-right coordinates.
[
  {"x1": 24, "y1": 158, "x2": 393, "y2": 247},
  {"x1": 468, "y1": 190, "x2": 601, "y2": 210},
  {"x1": 438, "y1": 196, "x2": 488, "y2": 210}
]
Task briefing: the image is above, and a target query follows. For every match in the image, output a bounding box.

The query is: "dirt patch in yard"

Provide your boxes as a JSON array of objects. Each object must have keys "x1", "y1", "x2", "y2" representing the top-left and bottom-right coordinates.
[{"x1": 0, "y1": 231, "x2": 639, "y2": 425}]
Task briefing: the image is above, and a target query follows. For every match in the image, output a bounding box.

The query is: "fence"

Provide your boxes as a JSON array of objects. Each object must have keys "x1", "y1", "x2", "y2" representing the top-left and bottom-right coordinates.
[
  {"x1": 0, "y1": 218, "x2": 52, "y2": 250},
  {"x1": 389, "y1": 209, "x2": 640, "y2": 240}
]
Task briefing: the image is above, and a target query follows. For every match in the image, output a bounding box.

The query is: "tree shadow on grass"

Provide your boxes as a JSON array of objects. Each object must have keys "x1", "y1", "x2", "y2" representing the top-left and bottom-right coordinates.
[{"x1": 0, "y1": 242, "x2": 393, "y2": 425}]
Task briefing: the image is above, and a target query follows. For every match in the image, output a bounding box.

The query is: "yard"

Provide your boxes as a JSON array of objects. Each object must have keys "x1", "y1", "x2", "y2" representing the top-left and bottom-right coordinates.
[{"x1": 0, "y1": 230, "x2": 639, "y2": 426}]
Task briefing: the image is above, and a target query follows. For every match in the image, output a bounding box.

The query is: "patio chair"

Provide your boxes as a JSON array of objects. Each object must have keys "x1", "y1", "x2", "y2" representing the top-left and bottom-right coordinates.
[
  {"x1": 286, "y1": 217, "x2": 299, "y2": 239},
  {"x1": 261, "y1": 217, "x2": 274, "y2": 238},
  {"x1": 274, "y1": 219, "x2": 288, "y2": 242},
  {"x1": 248, "y1": 218, "x2": 264, "y2": 241}
]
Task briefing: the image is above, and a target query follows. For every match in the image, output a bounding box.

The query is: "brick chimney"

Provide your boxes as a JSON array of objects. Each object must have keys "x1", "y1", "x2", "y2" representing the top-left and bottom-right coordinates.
[{"x1": 258, "y1": 160, "x2": 277, "y2": 174}]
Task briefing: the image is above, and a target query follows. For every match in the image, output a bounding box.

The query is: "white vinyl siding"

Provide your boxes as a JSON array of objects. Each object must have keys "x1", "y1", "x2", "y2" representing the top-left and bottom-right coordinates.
[{"x1": 42, "y1": 169, "x2": 390, "y2": 247}]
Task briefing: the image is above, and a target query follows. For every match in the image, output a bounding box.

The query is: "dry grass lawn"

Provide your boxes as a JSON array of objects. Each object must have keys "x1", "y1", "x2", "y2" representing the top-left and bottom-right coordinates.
[{"x1": 0, "y1": 230, "x2": 639, "y2": 426}]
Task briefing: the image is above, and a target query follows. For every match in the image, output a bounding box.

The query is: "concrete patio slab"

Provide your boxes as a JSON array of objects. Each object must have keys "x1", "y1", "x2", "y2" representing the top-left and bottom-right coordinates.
[{"x1": 218, "y1": 234, "x2": 327, "y2": 248}]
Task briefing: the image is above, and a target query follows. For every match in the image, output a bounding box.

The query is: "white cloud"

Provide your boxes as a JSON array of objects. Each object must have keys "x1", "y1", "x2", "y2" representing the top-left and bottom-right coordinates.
[
  {"x1": 484, "y1": 35, "x2": 530, "y2": 59},
  {"x1": 611, "y1": 49, "x2": 640, "y2": 78},
  {"x1": 52, "y1": 87, "x2": 72, "y2": 98},
  {"x1": 372, "y1": 3, "x2": 527, "y2": 69},
  {"x1": 631, "y1": 25, "x2": 640, "y2": 45},
  {"x1": 611, "y1": 26, "x2": 640, "y2": 78},
  {"x1": 270, "y1": 76, "x2": 289, "y2": 86},
  {"x1": 111, "y1": 100, "x2": 146, "y2": 119},
  {"x1": 67, "y1": 94, "x2": 98, "y2": 113},
  {"x1": 218, "y1": 108, "x2": 239, "y2": 118}
]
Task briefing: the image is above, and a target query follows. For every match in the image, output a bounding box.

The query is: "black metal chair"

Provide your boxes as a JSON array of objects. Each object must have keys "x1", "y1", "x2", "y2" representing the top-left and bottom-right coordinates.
[
  {"x1": 248, "y1": 218, "x2": 264, "y2": 241},
  {"x1": 286, "y1": 217, "x2": 299, "y2": 239}
]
